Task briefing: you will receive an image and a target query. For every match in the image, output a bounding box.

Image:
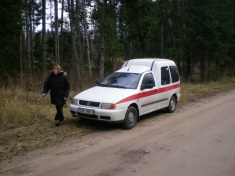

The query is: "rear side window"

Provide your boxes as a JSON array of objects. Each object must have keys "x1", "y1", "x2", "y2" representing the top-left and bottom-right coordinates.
[
  {"x1": 161, "y1": 67, "x2": 170, "y2": 85},
  {"x1": 170, "y1": 66, "x2": 180, "y2": 83}
]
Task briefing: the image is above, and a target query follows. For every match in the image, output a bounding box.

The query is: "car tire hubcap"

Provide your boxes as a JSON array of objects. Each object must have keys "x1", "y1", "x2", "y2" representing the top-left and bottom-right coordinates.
[
  {"x1": 171, "y1": 99, "x2": 175, "y2": 110},
  {"x1": 128, "y1": 112, "x2": 135, "y2": 123}
]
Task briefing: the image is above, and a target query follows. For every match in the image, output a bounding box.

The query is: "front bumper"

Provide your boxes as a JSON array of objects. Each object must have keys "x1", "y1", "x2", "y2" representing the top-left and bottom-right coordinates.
[{"x1": 70, "y1": 104, "x2": 127, "y2": 122}]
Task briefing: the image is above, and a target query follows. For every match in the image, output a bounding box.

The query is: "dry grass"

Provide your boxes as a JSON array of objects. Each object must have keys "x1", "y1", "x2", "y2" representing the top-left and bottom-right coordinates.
[
  {"x1": 179, "y1": 77, "x2": 235, "y2": 105},
  {"x1": 0, "y1": 77, "x2": 235, "y2": 161},
  {"x1": 0, "y1": 88, "x2": 94, "y2": 160}
]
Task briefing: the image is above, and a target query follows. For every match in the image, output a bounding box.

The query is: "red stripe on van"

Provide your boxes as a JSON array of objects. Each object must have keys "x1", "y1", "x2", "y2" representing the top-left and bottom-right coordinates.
[{"x1": 116, "y1": 83, "x2": 180, "y2": 104}]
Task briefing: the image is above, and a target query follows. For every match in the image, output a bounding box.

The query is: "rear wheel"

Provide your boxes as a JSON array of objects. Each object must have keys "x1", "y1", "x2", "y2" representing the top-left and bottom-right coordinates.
[
  {"x1": 122, "y1": 106, "x2": 138, "y2": 129},
  {"x1": 166, "y1": 96, "x2": 177, "y2": 113}
]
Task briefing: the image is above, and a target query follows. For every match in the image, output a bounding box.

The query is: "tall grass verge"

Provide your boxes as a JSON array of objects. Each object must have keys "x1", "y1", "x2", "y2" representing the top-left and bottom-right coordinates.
[
  {"x1": 0, "y1": 87, "x2": 92, "y2": 160},
  {"x1": 180, "y1": 77, "x2": 235, "y2": 105},
  {"x1": 0, "y1": 88, "x2": 46, "y2": 128}
]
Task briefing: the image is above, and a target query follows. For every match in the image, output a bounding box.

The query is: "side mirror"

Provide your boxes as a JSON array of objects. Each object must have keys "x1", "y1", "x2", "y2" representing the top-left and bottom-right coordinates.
[{"x1": 141, "y1": 84, "x2": 153, "y2": 90}]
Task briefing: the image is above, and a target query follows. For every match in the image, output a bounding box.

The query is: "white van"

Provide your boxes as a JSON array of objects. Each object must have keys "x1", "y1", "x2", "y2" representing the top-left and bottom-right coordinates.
[{"x1": 70, "y1": 58, "x2": 180, "y2": 129}]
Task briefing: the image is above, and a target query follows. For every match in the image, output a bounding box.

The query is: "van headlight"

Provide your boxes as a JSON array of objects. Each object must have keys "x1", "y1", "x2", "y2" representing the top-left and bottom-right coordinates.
[
  {"x1": 101, "y1": 103, "x2": 116, "y2": 109},
  {"x1": 72, "y1": 98, "x2": 78, "y2": 105}
]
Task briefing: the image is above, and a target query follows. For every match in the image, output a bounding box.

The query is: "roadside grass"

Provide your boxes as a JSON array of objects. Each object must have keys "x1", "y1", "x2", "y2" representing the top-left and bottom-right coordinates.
[
  {"x1": 0, "y1": 89, "x2": 94, "y2": 161},
  {"x1": 0, "y1": 77, "x2": 235, "y2": 161},
  {"x1": 179, "y1": 77, "x2": 235, "y2": 105}
]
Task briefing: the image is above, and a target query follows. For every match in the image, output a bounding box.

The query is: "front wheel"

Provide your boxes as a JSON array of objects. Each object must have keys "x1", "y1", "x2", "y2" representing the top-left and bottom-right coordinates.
[
  {"x1": 166, "y1": 96, "x2": 177, "y2": 113},
  {"x1": 122, "y1": 106, "x2": 138, "y2": 129}
]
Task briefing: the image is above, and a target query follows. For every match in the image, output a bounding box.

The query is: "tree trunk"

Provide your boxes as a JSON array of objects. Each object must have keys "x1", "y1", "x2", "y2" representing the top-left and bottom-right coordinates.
[
  {"x1": 42, "y1": 0, "x2": 47, "y2": 72},
  {"x1": 159, "y1": 3, "x2": 164, "y2": 58},
  {"x1": 160, "y1": 23, "x2": 164, "y2": 58},
  {"x1": 60, "y1": 0, "x2": 64, "y2": 66},
  {"x1": 68, "y1": 0, "x2": 80, "y2": 84},
  {"x1": 200, "y1": 50, "x2": 206, "y2": 81},
  {"x1": 183, "y1": 0, "x2": 193, "y2": 81},
  {"x1": 54, "y1": 0, "x2": 59, "y2": 64},
  {"x1": 26, "y1": 5, "x2": 32, "y2": 78},
  {"x1": 20, "y1": 2, "x2": 23, "y2": 87},
  {"x1": 99, "y1": 0, "x2": 106, "y2": 80},
  {"x1": 82, "y1": 0, "x2": 92, "y2": 78},
  {"x1": 30, "y1": 10, "x2": 34, "y2": 75},
  {"x1": 75, "y1": 0, "x2": 83, "y2": 77}
]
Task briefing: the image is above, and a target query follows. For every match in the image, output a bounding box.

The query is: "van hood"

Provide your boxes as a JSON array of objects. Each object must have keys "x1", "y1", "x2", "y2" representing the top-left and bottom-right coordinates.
[{"x1": 74, "y1": 86, "x2": 136, "y2": 103}]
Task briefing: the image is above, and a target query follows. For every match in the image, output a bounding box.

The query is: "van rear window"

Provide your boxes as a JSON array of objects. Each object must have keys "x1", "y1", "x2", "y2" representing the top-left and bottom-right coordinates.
[
  {"x1": 170, "y1": 66, "x2": 180, "y2": 83},
  {"x1": 161, "y1": 67, "x2": 170, "y2": 85}
]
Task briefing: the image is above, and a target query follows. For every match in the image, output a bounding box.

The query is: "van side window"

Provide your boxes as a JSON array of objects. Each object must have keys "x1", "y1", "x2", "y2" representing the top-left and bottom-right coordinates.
[
  {"x1": 161, "y1": 67, "x2": 170, "y2": 85},
  {"x1": 170, "y1": 66, "x2": 179, "y2": 83},
  {"x1": 141, "y1": 73, "x2": 155, "y2": 87}
]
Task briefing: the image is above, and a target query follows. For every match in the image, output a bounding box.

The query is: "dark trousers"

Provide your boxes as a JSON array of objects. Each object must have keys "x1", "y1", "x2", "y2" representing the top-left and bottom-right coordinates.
[{"x1": 55, "y1": 105, "x2": 64, "y2": 121}]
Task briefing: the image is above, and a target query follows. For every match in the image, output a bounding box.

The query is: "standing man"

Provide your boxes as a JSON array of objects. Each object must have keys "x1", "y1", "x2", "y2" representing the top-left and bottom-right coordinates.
[{"x1": 42, "y1": 64, "x2": 70, "y2": 126}]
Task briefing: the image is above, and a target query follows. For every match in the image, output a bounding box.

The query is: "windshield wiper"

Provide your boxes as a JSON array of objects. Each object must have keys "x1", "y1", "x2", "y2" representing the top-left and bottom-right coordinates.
[
  {"x1": 98, "y1": 83, "x2": 126, "y2": 89},
  {"x1": 109, "y1": 85, "x2": 127, "y2": 89},
  {"x1": 98, "y1": 83, "x2": 110, "y2": 87}
]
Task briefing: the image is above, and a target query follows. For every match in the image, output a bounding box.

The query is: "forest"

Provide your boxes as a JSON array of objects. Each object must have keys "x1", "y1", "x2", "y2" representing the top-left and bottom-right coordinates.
[{"x1": 1, "y1": 0, "x2": 235, "y2": 89}]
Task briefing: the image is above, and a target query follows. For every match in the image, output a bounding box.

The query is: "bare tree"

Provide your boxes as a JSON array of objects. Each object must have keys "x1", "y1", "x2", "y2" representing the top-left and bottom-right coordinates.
[
  {"x1": 26, "y1": 1, "x2": 33, "y2": 78},
  {"x1": 68, "y1": 0, "x2": 81, "y2": 83},
  {"x1": 20, "y1": 2, "x2": 23, "y2": 87},
  {"x1": 99, "y1": 0, "x2": 106, "y2": 80},
  {"x1": 54, "y1": 0, "x2": 59, "y2": 64},
  {"x1": 60, "y1": 0, "x2": 65, "y2": 65},
  {"x1": 42, "y1": 0, "x2": 47, "y2": 72},
  {"x1": 183, "y1": 0, "x2": 193, "y2": 81},
  {"x1": 82, "y1": 0, "x2": 92, "y2": 78},
  {"x1": 75, "y1": 0, "x2": 83, "y2": 75}
]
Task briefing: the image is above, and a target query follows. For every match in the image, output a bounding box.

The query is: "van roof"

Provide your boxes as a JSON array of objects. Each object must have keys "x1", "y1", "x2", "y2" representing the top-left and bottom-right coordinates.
[
  {"x1": 122, "y1": 58, "x2": 175, "y2": 69},
  {"x1": 117, "y1": 66, "x2": 151, "y2": 73}
]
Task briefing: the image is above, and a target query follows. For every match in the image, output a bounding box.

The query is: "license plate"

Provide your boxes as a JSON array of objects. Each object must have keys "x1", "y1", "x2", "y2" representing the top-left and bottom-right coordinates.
[{"x1": 78, "y1": 107, "x2": 95, "y2": 115}]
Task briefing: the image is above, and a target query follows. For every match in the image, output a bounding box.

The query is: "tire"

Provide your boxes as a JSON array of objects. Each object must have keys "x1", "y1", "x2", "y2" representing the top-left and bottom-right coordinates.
[
  {"x1": 166, "y1": 96, "x2": 177, "y2": 113},
  {"x1": 122, "y1": 106, "x2": 138, "y2": 129}
]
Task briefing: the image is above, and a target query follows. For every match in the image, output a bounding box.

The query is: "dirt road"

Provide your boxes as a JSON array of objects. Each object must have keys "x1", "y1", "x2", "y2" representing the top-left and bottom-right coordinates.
[{"x1": 1, "y1": 89, "x2": 235, "y2": 176}]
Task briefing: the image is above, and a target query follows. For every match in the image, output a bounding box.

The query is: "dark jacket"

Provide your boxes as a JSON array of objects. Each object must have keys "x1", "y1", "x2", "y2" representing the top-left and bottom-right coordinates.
[{"x1": 43, "y1": 71, "x2": 70, "y2": 105}]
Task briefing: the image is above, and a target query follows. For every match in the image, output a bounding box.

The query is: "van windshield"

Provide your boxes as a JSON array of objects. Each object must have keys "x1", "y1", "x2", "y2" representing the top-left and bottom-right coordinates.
[{"x1": 99, "y1": 72, "x2": 141, "y2": 89}]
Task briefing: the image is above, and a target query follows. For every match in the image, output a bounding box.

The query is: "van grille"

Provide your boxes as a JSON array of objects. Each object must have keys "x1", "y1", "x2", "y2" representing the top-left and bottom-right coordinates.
[{"x1": 79, "y1": 100, "x2": 100, "y2": 107}]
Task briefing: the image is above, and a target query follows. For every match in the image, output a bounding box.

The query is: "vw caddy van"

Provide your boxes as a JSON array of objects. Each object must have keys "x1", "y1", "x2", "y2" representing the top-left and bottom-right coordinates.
[{"x1": 70, "y1": 58, "x2": 180, "y2": 129}]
